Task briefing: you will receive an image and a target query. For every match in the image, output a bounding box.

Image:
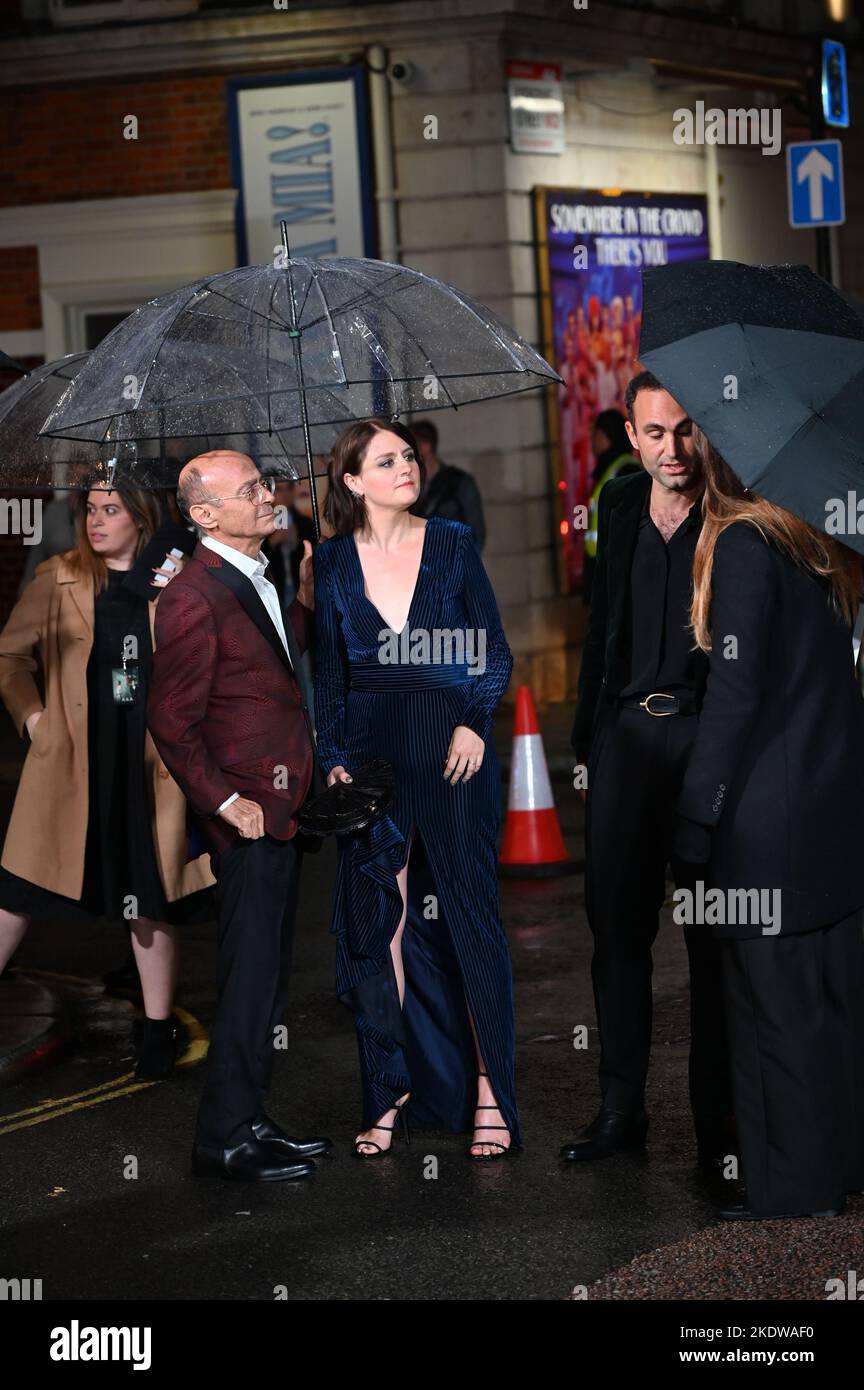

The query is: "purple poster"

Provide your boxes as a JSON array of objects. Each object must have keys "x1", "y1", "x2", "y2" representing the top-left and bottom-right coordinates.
[{"x1": 535, "y1": 188, "x2": 710, "y2": 594}]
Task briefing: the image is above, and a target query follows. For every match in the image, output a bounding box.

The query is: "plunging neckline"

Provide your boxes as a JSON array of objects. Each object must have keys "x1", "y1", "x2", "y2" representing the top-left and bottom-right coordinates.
[{"x1": 351, "y1": 519, "x2": 431, "y2": 636}]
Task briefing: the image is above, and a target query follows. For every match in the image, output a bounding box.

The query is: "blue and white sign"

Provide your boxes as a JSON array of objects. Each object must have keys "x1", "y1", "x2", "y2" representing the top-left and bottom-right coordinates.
[
  {"x1": 822, "y1": 40, "x2": 850, "y2": 130},
  {"x1": 227, "y1": 68, "x2": 376, "y2": 267},
  {"x1": 786, "y1": 139, "x2": 845, "y2": 229}
]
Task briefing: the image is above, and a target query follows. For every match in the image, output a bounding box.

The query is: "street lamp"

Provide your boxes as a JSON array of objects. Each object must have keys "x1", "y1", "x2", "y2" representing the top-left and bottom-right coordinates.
[{"x1": 825, "y1": 1, "x2": 850, "y2": 23}]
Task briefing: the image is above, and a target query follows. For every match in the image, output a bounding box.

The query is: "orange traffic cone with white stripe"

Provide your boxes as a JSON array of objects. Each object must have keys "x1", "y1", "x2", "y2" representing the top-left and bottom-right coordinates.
[{"x1": 498, "y1": 686, "x2": 578, "y2": 878}]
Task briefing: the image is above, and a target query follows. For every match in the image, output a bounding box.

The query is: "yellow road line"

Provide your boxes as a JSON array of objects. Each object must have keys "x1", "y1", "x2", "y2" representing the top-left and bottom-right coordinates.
[
  {"x1": 0, "y1": 1078, "x2": 151, "y2": 1134},
  {"x1": 0, "y1": 991, "x2": 209, "y2": 1134},
  {"x1": 172, "y1": 1004, "x2": 209, "y2": 1068},
  {"x1": 0, "y1": 1072, "x2": 141, "y2": 1122}
]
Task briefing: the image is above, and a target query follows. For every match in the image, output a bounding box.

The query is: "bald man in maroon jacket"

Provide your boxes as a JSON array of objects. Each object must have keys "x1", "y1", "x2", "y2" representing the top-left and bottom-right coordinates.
[{"x1": 147, "y1": 451, "x2": 331, "y2": 1182}]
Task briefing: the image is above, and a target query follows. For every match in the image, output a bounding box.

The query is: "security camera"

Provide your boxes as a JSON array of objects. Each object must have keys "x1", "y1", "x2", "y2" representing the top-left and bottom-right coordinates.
[{"x1": 389, "y1": 60, "x2": 417, "y2": 88}]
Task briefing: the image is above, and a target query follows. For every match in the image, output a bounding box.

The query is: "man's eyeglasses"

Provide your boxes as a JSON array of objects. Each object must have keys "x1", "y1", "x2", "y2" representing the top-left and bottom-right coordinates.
[{"x1": 202, "y1": 476, "x2": 277, "y2": 505}]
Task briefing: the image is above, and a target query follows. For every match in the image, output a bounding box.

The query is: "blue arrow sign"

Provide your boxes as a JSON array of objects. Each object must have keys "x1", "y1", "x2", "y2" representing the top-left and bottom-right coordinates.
[{"x1": 787, "y1": 139, "x2": 845, "y2": 228}]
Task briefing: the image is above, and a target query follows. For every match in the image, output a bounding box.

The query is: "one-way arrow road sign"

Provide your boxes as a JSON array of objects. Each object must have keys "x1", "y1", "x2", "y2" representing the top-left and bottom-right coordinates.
[{"x1": 787, "y1": 139, "x2": 845, "y2": 228}]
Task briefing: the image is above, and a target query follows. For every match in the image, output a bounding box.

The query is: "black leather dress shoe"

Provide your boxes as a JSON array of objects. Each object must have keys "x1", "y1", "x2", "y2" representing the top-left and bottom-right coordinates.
[
  {"x1": 560, "y1": 1107, "x2": 649, "y2": 1161},
  {"x1": 718, "y1": 1200, "x2": 845, "y2": 1221},
  {"x1": 191, "y1": 1138, "x2": 315, "y2": 1182},
  {"x1": 252, "y1": 1115, "x2": 333, "y2": 1159}
]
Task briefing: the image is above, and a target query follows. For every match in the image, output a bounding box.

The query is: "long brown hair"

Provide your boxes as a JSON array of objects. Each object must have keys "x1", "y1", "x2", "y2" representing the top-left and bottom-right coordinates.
[
  {"x1": 324, "y1": 418, "x2": 424, "y2": 536},
  {"x1": 67, "y1": 482, "x2": 164, "y2": 593},
  {"x1": 690, "y1": 426, "x2": 861, "y2": 650}
]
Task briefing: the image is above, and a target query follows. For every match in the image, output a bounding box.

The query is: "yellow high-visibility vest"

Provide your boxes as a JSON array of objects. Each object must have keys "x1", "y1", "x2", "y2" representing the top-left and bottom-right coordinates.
[{"x1": 584, "y1": 452, "x2": 639, "y2": 559}]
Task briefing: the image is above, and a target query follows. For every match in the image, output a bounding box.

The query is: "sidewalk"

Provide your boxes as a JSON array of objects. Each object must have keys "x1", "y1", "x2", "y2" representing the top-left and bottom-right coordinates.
[{"x1": 0, "y1": 970, "x2": 72, "y2": 1088}]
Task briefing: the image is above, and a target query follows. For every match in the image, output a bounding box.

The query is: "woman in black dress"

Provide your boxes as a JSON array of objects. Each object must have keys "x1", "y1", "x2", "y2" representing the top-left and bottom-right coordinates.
[
  {"x1": 0, "y1": 483, "x2": 214, "y2": 1077},
  {"x1": 314, "y1": 420, "x2": 519, "y2": 1160}
]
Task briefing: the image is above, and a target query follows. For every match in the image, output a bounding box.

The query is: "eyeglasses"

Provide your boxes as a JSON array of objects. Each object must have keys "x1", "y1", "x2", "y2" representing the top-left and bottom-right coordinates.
[{"x1": 202, "y1": 476, "x2": 277, "y2": 505}]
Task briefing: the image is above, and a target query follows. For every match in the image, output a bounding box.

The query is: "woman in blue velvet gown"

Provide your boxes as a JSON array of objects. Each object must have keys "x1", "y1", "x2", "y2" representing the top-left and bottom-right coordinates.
[{"x1": 313, "y1": 418, "x2": 519, "y2": 1159}]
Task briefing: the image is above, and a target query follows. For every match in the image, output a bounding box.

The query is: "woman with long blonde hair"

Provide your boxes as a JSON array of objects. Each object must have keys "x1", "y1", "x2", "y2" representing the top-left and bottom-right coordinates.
[{"x1": 673, "y1": 427, "x2": 864, "y2": 1220}]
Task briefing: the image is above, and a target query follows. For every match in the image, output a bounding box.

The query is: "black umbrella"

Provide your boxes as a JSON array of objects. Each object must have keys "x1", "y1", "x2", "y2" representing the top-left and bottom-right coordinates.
[
  {"x1": 639, "y1": 260, "x2": 864, "y2": 553},
  {"x1": 41, "y1": 224, "x2": 561, "y2": 537}
]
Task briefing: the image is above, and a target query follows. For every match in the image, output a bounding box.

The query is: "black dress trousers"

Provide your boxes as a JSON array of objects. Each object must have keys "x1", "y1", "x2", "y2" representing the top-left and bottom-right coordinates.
[
  {"x1": 195, "y1": 832, "x2": 304, "y2": 1149},
  {"x1": 721, "y1": 909, "x2": 864, "y2": 1215},
  {"x1": 586, "y1": 704, "x2": 732, "y2": 1136}
]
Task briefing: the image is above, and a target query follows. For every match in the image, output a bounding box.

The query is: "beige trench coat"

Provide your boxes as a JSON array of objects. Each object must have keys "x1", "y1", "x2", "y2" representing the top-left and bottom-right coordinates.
[{"x1": 0, "y1": 552, "x2": 214, "y2": 903}]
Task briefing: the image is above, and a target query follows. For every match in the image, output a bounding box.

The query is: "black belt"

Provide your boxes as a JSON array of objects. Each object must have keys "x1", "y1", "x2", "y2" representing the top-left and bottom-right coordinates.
[{"x1": 614, "y1": 690, "x2": 699, "y2": 717}]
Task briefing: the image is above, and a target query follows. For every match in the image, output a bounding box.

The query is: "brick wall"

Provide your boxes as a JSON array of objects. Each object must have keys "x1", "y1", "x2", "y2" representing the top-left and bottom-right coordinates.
[
  {"x1": 0, "y1": 72, "x2": 240, "y2": 633},
  {"x1": 0, "y1": 75, "x2": 232, "y2": 208},
  {"x1": 0, "y1": 246, "x2": 41, "y2": 331}
]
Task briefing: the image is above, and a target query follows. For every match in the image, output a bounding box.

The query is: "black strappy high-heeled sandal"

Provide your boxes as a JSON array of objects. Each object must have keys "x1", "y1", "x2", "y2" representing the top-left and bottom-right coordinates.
[
  {"x1": 354, "y1": 1094, "x2": 411, "y2": 1159},
  {"x1": 467, "y1": 1072, "x2": 512, "y2": 1161}
]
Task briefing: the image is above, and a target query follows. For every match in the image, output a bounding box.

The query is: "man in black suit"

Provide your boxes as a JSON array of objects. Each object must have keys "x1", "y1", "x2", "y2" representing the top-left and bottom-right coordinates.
[{"x1": 561, "y1": 371, "x2": 733, "y2": 1168}]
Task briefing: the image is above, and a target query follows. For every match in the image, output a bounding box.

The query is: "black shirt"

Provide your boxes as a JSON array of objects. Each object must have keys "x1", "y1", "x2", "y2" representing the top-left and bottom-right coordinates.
[{"x1": 620, "y1": 490, "x2": 703, "y2": 696}]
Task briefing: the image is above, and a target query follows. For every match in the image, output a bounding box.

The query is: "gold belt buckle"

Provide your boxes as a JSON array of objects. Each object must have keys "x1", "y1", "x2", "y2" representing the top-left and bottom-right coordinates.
[{"x1": 639, "y1": 691, "x2": 677, "y2": 717}]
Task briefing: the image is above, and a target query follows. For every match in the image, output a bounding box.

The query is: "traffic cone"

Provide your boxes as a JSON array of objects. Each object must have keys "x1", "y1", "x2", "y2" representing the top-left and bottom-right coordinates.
[{"x1": 498, "y1": 686, "x2": 578, "y2": 878}]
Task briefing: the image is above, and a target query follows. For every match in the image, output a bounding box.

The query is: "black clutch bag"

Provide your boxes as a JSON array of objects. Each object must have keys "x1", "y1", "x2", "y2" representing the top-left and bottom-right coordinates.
[{"x1": 297, "y1": 758, "x2": 395, "y2": 837}]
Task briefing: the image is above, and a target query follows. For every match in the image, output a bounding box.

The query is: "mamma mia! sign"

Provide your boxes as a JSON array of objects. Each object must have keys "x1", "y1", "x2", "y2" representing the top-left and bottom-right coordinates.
[{"x1": 228, "y1": 68, "x2": 375, "y2": 266}]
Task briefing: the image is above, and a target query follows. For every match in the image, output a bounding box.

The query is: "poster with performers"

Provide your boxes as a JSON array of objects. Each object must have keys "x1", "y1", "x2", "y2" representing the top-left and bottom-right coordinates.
[{"x1": 534, "y1": 188, "x2": 710, "y2": 594}]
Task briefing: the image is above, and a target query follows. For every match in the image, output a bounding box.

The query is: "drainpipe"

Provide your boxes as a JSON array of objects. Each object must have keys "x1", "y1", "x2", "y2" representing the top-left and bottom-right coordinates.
[{"x1": 366, "y1": 43, "x2": 399, "y2": 263}]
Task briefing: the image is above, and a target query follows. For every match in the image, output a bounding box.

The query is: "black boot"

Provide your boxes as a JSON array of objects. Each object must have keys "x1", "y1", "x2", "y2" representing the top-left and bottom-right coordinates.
[{"x1": 134, "y1": 1015, "x2": 181, "y2": 1081}]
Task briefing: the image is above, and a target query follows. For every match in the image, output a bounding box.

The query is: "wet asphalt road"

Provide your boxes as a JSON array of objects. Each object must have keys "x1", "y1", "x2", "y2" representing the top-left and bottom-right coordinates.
[{"x1": 0, "y1": 712, "x2": 721, "y2": 1302}]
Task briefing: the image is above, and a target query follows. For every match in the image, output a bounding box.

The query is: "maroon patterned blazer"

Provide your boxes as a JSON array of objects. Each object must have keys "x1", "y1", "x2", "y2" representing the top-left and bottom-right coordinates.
[{"x1": 146, "y1": 541, "x2": 315, "y2": 855}]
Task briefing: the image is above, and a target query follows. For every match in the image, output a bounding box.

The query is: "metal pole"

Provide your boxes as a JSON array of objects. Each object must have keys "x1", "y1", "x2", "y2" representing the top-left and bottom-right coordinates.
[
  {"x1": 281, "y1": 219, "x2": 323, "y2": 542},
  {"x1": 704, "y1": 140, "x2": 723, "y2": 261},
  {"x1": 810, "y1": 39, "x2": 834, "y2": 285}
]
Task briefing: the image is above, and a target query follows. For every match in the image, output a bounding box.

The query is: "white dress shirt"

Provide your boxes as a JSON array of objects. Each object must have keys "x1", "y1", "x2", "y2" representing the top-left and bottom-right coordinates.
[{"x1": 202, "y1": 534, "x2": 294, "y2": 813}]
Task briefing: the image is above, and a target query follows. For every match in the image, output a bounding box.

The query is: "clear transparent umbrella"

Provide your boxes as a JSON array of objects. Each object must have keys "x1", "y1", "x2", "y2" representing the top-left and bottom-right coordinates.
[
  {"x1": 41, "y1": 226, "x2": 561, "y2": 535},
  {"x1": 0, "y1": 352, "x2": 335, "y2": 493}
]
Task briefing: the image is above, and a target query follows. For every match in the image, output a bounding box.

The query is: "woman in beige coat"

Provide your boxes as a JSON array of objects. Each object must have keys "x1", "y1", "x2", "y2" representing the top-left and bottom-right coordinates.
[{"x1": 0, "y1": 482, "x2": 214, "y2": 1077}]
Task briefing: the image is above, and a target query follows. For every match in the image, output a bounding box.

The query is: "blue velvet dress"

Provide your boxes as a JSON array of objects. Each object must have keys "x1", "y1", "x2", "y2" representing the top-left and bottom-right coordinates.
[{"x1": 313, "y1": 516, "x2": 520, "y2": 1144}]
